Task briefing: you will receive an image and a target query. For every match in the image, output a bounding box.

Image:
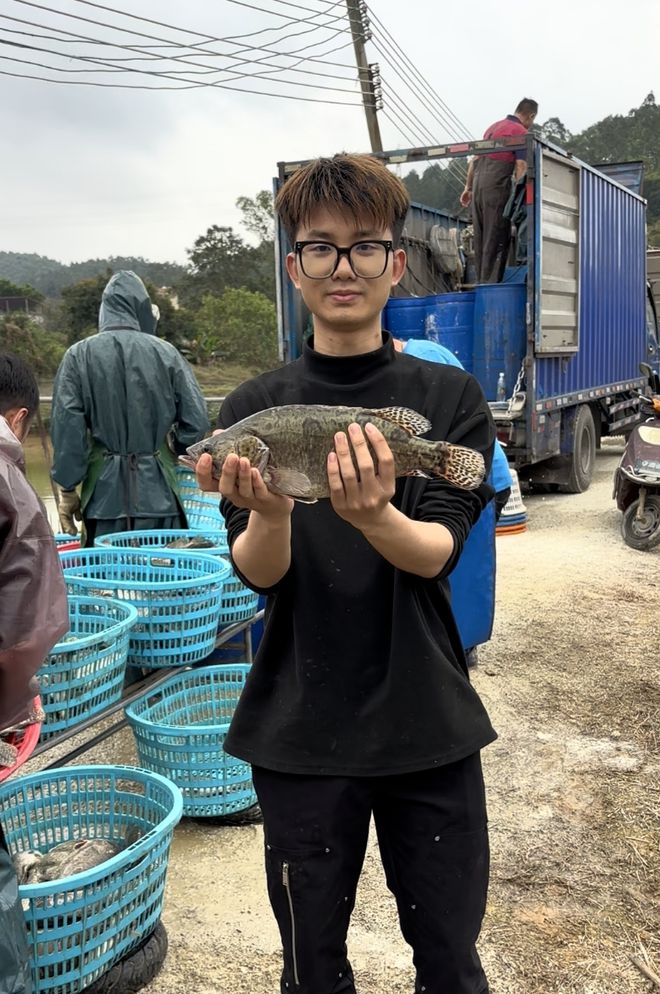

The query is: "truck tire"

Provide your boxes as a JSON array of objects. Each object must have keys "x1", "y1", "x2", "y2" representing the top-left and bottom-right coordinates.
[
  {"x1": 621, "y1": 496, "x2": 660, "y2": 551},
  {"x1": 82, "y1": 921, "x2": 168, "y2": 994},
  {"x1": 558, "y1": 405, "x2": 597, "y2": 493}
]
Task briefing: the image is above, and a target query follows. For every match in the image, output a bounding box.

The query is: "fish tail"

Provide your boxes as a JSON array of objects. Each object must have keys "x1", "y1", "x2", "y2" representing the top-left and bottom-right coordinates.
[{"x1": 427, "y1": 440, "x2": 486, "y2": 490}]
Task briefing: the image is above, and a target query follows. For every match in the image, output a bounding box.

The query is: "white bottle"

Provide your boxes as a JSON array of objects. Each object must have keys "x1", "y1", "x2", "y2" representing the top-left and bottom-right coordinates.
[{"x1": 497, "y1": 372, "x2": 506, "y2": 402}]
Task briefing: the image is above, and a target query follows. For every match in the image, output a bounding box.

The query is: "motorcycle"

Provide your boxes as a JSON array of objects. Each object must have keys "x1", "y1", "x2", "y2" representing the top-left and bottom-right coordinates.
[{"x1": 613, "y1": 363, "x2": 660, "y2": 551}]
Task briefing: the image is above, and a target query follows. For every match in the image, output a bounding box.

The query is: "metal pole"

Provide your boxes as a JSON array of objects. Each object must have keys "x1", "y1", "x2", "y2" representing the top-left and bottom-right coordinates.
[{"x1": 346, "y1": 0, "x2": 383, "y2": 153}]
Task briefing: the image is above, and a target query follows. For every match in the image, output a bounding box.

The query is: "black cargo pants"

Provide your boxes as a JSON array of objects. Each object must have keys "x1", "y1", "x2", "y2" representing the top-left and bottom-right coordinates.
[
  {"x1": 472, "y1": 157, "x2": 515, "y2": 283},
  {"x1": 252, "y1": 753, "x2": 490, "y2": 994}
]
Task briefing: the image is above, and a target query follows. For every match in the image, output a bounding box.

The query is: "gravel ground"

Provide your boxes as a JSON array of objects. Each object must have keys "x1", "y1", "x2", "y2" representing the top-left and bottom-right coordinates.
[{"x1": 16, "y1": 439, "x2": 660, "y2": 993}]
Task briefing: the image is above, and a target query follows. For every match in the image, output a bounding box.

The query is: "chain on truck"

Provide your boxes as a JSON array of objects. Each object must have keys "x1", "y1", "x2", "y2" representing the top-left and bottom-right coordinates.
[{"x1": 274, "y1": 134, "x2": 660, "y2": 493}]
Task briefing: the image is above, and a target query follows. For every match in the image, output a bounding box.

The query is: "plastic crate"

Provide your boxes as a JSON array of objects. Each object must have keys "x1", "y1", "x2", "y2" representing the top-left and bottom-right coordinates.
[
  {"x1": 93, "y1": 531, "x2": 257, "y2": 629},
  {"x1": 125, "y1": 665, "x2": 256, "y2": 817},
  {"x1": 0, "y1": 696, "x2": 43, "y2": 784},
  {"x1": 0, "y1": 765, "x2": 182, "y2": 994},
  {"x1": 175, "y1": 466, "x2": 202, "y2": 496},
  {"x1": 53, "y1": 533, "x2": 79, "y2": 548},
  {"x1": 182, "y1": 494, "x2": 223, "y2": 529},
  {"x1": 60, "y1": 549, "x2": 231, "y2": 669},
  {"x1": 37, "y1": 597, "x2": 138, "y2": 739},
  {"x1": 94, "y1": 527, "x2": 229, "y2": 557},
  {"x1": 218, "y1": 575, "x2": 259, "y2": 628}
]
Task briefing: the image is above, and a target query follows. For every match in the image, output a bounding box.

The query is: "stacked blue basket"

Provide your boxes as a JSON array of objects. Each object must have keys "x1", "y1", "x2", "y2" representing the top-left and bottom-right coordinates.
[
  {"x1": 125, "y1": 665, "x2": 256, "y2": 818},
  {"x1": 37, "y1": 596, "x2": 138, "y2": 739},
  {"x1": 0, "y1": 765, "x2": 182, "y2": 994},
  {"x1": 60, "y1": 548, "x2": 231, "y2": 669},
  {"x1": 94, "y1": 529, "x2": 259, "y2": 629}
]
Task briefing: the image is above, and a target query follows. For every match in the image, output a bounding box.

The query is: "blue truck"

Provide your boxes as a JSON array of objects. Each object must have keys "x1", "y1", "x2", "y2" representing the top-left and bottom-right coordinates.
[{"x1": 275, "y1": 134, "x2": 660, "y2": 492}]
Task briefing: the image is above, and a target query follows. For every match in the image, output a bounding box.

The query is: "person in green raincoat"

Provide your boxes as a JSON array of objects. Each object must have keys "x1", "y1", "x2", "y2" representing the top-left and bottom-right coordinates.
[{"x1": 51, "y1": 271, "x2": 209, "y2": 546}]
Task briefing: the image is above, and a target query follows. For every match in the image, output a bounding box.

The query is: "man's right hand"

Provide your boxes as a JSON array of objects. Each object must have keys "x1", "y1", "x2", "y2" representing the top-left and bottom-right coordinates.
[
  {"x1": 57, "y1": 487, "x2": 82, "y2": 536},
  {"x1": 196, "y1": 451, "x2": 293, "y2": 520},
  {"x1": 460, "y1": 188, "x2": 472, "y2": 208}
]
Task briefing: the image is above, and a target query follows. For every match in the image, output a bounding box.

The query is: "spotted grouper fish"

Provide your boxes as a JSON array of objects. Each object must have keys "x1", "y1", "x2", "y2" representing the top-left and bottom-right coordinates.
[
  {"x1": 13, "y1": 825, "x2": 142, "y2": 884},
  {"x1": 181, "y1": 405, "x2": 485, "y2": 503}
]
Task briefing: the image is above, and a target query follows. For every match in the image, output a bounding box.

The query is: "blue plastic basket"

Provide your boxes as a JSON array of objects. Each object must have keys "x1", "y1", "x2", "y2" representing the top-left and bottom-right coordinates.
[
  {"x1": 93, "y1": 531, "x2": 258, "y2": 628},
  {"x1": 53, "y1": 533, "x2": 78, "y2": 547},
  {"x1": 0, "y1": 765, "x2": 182, "y2": 994},
  {"x1": 125, "y1": 665, "x2": 256, "y2": 817},
  {"x1": 60, "y1": 549, "x2": 232, "y2": 669},
  {"x1": 175, "y1": 466, "x2": 200, "y2": 495},
  {"x1": 218, "y1": 574, "x2": 259, "y2": 628},
  {"x1": 182, "y1": 494, "x2": 223, "y2": 529},
  {"x1": 37, "y1": 597, "x2": 138, "y2": 739},
  {"x1": 94, "y1": 527, "x2": 230, "y2": 557}
]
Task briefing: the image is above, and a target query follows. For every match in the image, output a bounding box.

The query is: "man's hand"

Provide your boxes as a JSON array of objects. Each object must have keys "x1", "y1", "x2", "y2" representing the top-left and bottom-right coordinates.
[
  {"x1": 327, "y1": 422, "x2": 396, "y2": 530},
  {"x1": 460, "y1": 188, "x2": 472, "y2": 208},
  {"x1": 57, "y1": 487, "x2": 81, "y2": 536},
  {"x1": 195, "y1": 430, "x2": 293, "y2": 520}
]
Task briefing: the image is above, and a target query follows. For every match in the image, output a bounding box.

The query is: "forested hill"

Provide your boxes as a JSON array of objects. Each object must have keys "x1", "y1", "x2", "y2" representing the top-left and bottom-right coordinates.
[
  {"x1": 404, "y1": 93, "x2": 660, "y2": 244},
  {"x1": 0, "y1": 252, "x2": 186, "y2": 298}
]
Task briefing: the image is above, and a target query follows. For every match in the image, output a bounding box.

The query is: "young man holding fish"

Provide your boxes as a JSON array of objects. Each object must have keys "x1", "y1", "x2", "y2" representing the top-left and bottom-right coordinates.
[{"x1": 194, "y1": 154, "x2": 496, "y2": 994}]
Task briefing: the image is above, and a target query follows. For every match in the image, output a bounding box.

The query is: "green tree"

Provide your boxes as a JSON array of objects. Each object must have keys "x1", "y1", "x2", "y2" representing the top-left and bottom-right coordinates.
[
  {"x1": 180, "y1": 223, "x2": 275, "y2": 307},
  {"x1": 193, "y1": 288, "x2": 279, "y2": 369},
  {"x1": 0, "y1": 277, "x2": 43, "y2": 304},
  {"x1": 236, "y1": 190, "x2": 274, "y2": 241},
  {"x1": 404, "y1": 163, "x2": 465, "y2": 214},
  {"x1": 534, "y1": 117, "x2": 572, "y2": 146},
  {"x1": 0, "y1": 312, "x2": 65, "y2": 377},
  {"x1": 59, "y1": 272, "x2": 190, "y2": 347}
]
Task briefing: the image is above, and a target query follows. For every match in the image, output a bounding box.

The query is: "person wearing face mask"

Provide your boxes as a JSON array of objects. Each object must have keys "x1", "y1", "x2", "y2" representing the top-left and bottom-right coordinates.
[
  {"x1": 0, "y1": 352, "x2": 69, "y2": 994},
  {"x1": 50, "y1": 271, "x2": 209, "y2": 545}
]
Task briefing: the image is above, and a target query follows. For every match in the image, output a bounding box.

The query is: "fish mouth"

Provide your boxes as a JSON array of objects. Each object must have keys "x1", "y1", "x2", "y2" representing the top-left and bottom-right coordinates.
[{"x1": 178, "y1": 454, "x2": 197, "y2": 469}]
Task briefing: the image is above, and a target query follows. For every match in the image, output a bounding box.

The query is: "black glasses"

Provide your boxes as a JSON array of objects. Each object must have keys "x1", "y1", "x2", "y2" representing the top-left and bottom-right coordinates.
[{"x1": 295, "y1": 240, "x2": 393, "y2": 279}]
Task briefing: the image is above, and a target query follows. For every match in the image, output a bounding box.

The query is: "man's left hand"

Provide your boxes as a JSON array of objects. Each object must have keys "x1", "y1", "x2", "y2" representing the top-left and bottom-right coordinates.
[{"x1": 327, "y1": 422, "x2": 396, "y2": 529}]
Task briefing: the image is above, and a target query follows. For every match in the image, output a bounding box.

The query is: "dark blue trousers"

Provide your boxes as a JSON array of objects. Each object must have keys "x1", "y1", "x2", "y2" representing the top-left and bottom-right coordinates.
[{"x1": 252, "y1": 753, "x2": 490, "y2": 994}]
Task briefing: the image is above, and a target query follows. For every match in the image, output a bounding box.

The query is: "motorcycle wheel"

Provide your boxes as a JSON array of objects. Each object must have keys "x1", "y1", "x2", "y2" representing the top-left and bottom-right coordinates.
[{"x1": 621, "y1": 495, "x2": 660, "y2": 550}]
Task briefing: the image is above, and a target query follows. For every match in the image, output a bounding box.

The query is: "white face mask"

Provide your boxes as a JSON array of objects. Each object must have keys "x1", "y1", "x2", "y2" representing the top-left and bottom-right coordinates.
[{"x1": 151, "y1": 304, "x2": 161, "y2": 323}]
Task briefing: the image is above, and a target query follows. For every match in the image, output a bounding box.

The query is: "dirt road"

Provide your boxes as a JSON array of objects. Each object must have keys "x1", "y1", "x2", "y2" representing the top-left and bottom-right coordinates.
[{"x1": 48, "y1": 440, "x2": 660, "y2": 993}]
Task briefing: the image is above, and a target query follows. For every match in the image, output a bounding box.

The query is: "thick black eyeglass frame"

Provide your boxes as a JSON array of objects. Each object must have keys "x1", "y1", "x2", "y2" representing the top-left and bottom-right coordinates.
[{"x1": 294, "y1": 239, "x2": 393, "y2": 279}]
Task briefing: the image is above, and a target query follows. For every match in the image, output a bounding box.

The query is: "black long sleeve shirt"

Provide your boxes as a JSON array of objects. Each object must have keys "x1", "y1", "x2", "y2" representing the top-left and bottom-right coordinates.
[{"x1": 220, "y1": 333, "x2": 497, "y2": 776}]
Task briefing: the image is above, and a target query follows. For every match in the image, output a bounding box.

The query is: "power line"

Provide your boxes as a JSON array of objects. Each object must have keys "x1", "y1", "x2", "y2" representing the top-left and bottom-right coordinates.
[
  {"x1": 4, "y1": 8, "x2": 364, "y2": 94},
  {"x1": 0, "y1": 62, "x2": 366, "y2": 100},
  {"x1": 367, "y1": 9, "x2": 473, "y2": 140},
  {"x1": 0, "y1": 33, "x2": 366, "y2": 95},
  {"x1": 10, "y1": 1, "x2": 357, "y2": 77}
]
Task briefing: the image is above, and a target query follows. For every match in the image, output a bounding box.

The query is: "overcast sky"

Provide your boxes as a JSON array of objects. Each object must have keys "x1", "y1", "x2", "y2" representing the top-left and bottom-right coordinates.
[{"x1": 1, "y1": 0, "x2": 658, "y2": 265}]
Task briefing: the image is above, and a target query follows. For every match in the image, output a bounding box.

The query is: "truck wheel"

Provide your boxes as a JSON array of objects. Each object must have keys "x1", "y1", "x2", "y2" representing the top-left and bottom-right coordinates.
[
  {"x1": 621, "y1": 496, "x2": 660, "y2": 551},
  {"x1": 558, "y1": 405, "x2": 596, "y2": 493},
  {"x1": 82, "y1": 921, "x2": 168, "y2": 994}
]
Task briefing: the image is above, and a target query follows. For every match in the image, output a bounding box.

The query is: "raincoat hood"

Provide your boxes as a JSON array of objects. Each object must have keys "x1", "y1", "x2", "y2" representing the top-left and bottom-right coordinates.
[
  {"x1": 0, "y1": 416, "x2": 25, "y2": 472},
  {"x1": 98, "y1": 270, "x2": 158, "y2": 335}
]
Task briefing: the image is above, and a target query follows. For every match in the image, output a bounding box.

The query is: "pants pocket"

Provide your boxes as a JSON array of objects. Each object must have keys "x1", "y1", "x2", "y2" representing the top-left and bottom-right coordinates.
[{"x1": 264, "y1": 844, "x2": 330, "y2": 990}]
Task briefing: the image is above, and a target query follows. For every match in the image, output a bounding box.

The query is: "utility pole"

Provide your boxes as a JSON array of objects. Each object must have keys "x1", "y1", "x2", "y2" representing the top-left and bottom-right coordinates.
[{"x1": 345, "y1": 0, "x2": 383, "y2": 153}]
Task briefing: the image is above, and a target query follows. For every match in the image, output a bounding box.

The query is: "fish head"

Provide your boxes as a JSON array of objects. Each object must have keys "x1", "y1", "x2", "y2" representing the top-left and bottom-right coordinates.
[
  {"x1": 183, "y1": 433, "x2": 270, "y2": 480},
  {"x1": 181, "y1": 435, "x2": 237, "y2": 479}
]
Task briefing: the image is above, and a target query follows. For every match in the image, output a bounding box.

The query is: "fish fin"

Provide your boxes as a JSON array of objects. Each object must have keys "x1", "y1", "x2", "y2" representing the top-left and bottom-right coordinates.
[
  {"x1": 264, "y1": 466, "x2": 315, "y2": 500},
  {"x1": 371, "y1": 407, "x2": 432, "y2": 436},
  {"x1": 404, "y1": 469, "x2": 431, "y2": 478},
  {"x1": 430, "y1": 442, "x2": 486, "y2": 490}
]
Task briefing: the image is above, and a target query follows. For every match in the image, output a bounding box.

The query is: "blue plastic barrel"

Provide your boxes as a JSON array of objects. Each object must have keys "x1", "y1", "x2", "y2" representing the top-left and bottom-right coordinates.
[
  {"x1": 382, "y1": 296, "x2": 428, "y2": 341},
  {"x1": 424, "y1": 292, "x2": 475, "y2": 373},
  {"x1": 472, "y1": 284, "x2": 527, "y2": 401}
]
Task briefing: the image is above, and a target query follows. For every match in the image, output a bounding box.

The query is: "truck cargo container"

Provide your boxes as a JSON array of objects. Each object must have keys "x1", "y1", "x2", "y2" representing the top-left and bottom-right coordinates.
[{"x1": 275, "y1": 135, "x2": 660, "y2": 491}]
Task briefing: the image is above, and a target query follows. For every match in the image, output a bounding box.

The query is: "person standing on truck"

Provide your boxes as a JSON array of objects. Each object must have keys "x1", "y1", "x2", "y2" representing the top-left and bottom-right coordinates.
[
  {"x1": 460, "y1": 98, "x2": 538, "y2": 283},
  {"x1": 51, "y1": 270, "x2": 209, "y2": 546},
  {"x1": 0, "y1": 352, "x2": 69, "y2": 994},
  {"x1": 195, "y1": 154, "x2": 496, "y2": 994}
]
